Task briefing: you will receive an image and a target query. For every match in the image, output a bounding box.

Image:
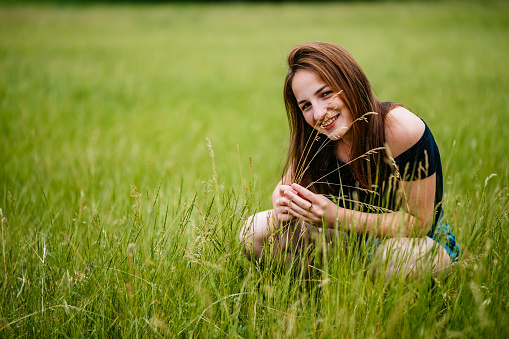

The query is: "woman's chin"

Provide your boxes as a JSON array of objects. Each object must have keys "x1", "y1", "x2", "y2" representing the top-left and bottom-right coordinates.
[{"x1": 326, "y1": 132, "x2": 341, "y2": 141}]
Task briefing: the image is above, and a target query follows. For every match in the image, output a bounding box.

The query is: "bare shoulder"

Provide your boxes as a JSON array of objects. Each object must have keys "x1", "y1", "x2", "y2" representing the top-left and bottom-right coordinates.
[{"x1": 384, "y1": 106, "x2": 425, "y2": 158}]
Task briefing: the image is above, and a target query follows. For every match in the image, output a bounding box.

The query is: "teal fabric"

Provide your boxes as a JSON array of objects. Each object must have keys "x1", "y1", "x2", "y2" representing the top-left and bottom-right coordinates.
[{"x1": 427, "y1": 210, "x2": 460, "y2": 262}]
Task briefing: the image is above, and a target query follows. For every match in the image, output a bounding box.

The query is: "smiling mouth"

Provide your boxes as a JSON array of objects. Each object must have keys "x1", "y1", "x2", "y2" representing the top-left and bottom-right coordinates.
[{"x1": 321, "y1": 114, "x2": 339, "y2": 129}]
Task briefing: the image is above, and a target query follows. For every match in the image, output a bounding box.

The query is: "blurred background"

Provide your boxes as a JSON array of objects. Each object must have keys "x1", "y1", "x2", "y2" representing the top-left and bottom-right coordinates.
[
  {"x1": 1, "y1": 0, "x2": 509, "y2": 337},
  {"x1": 2, "y1": 0, "x2": 507, "y2": 212}
]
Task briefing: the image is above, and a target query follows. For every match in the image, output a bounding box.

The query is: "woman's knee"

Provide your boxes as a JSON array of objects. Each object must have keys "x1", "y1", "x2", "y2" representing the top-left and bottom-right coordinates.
[
  {"x1": 239, "y1": 211, "x2": 271, "y2": 261},
  {"x1": 371, "y1": 237, "x2": 452, "y2": 282}
]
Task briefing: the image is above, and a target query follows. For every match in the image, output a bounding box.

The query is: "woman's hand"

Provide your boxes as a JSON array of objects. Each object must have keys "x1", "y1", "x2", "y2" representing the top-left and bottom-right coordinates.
[
  {"x1": 272, "y1": 184, "x2": 299, "y2": 225},
  {"x1": 282, "y1": 183, "x2": 337, "y2": 227}
]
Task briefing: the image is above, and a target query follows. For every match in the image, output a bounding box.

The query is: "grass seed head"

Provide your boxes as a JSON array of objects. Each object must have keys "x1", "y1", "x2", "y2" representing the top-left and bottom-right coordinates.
[{"x1": 128, "y1": 243, "x2": 135, "y2": 264}]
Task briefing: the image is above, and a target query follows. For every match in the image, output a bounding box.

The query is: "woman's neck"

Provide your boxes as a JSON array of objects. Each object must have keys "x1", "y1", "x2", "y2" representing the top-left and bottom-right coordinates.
[{"x1": 334, "y1": 139, "x2": 351, "y2": 163}]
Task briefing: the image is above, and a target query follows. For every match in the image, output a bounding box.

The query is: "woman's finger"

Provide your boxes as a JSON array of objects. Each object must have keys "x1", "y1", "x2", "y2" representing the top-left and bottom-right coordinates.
[
  {"x1": 290, "y1": 183, "x2": 316, "y2": 201},
  {"x1": 276, "y1": 197, "x2": 292, "y2": 209},
  {"x1": 280, "y1": 185, "x2": 297, "y2": 196},
  {"x1": 286, "y1": 206, "x2": 304, "y2": 219},
  {"x1": 284, "y1": 196, "x2": 314, "y2": 220},
  {"x1": 284, "y1": 190, "x2": 313, "y2": 211}
]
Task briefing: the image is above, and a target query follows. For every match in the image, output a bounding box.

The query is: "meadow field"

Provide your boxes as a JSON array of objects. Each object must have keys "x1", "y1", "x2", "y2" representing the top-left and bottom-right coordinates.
[{"x1": 1, "y1": 0, "x2": 508, "y2": 337}]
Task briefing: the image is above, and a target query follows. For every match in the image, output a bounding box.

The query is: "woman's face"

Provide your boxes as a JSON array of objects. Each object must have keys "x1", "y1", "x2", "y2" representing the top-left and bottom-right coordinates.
[{"x1": 292, "y1": 69, "x2": 353, "y2": 143}]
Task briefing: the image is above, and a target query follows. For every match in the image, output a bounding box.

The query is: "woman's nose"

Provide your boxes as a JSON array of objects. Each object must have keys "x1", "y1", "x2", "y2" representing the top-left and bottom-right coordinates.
[{"x1": 313, "y1": 101, "x2": 326, "y2": 121}]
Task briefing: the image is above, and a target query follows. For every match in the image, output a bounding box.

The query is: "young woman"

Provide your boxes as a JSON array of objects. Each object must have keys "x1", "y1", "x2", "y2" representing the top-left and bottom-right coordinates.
[{"x1": 239, "y1": 41, "x2": 459, "y2": 280}]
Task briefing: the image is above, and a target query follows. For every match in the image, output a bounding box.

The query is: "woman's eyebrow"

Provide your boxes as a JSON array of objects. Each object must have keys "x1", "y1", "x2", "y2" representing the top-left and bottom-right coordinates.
[{"x1": 297, "y1": 85, "x2": 327, "y2": 105}]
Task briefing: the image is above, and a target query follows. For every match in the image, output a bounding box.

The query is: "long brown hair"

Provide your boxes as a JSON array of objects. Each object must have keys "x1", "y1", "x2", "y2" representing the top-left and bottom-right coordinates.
[{"x1": 283, "y1": 41, "x2": 398, "y2": 191}]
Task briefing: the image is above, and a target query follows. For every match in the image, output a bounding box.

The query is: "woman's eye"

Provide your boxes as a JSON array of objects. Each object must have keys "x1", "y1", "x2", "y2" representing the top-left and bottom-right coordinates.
[
  {"x1": 322, "y1": 91, "x2": 332, "y2": 98},
  {"x1": 302, "y1": 103, "x2": 311, "y2": 111}
]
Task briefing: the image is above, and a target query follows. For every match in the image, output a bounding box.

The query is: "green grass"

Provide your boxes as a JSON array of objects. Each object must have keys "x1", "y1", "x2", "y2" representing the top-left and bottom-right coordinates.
[{"x1": 1, "y1": 0, "x2": 508, "y2": 337}]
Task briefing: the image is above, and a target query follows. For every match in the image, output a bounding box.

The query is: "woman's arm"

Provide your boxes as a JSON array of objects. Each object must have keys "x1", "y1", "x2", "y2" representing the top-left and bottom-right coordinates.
[
  {"x1": 283, "y1": 175, "x2": 436, "y2": 238},
  {"x1": 342, "y1": 173, "x2": 436, "y2": 237}
]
